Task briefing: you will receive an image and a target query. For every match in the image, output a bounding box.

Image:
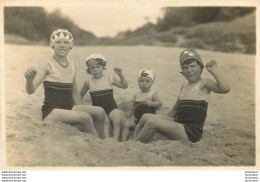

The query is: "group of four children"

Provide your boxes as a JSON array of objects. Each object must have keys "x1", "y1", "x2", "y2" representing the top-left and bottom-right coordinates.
[{"x1": 24, "y1": 29, "x2": 230, "y2": 143}]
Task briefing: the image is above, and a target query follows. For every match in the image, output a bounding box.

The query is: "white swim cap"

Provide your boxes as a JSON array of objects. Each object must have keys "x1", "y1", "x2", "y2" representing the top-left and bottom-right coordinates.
[
  {"x1": 50, "y1": 29, "x2": 74, "y2": 49},
  {"x1": 138, "y1": 68, "x2": 155, "y2": 82}
]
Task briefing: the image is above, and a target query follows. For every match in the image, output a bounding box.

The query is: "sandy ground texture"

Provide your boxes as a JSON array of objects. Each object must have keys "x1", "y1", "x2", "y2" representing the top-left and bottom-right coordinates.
[{"x1": 3, "y1": 44, "x2": 255, "y2": 167}]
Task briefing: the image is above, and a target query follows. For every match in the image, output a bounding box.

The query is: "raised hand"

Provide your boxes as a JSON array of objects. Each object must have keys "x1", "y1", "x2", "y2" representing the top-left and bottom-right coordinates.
[
  {"x1": 205, "y1": 60, "x2": 218, "y2": 73},
  {"x1": 24, "y1": 67, "x2": 37, "y2": 82},
  {"x1": 114, "y1": 67, "x2": 123, "y2": 76}
]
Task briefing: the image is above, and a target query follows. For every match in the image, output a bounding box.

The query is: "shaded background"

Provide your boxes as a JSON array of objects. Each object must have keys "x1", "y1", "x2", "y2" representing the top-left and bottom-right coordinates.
[{"x1": 4, "y1": 6, "x2": 256, "y2": 54}]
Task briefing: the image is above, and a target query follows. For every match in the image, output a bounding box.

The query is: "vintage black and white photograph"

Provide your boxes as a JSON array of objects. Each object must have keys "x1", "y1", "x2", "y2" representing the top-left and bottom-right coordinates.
[{"x1": 1, "y1": 0, "x2": 258, "y2": 169}]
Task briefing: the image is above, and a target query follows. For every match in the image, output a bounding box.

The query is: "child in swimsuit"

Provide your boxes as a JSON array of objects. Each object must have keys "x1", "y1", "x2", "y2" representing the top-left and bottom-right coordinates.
[
  {"x1": 24, "y1": 29, "x2": 100, "y2": 137},
  {"x1": 122, "y1": 68, "x2": 162, "y2": 141},
  {"x1": 134, "y1": 49, "x2": 230, "y2": 143},
  {"x1": 80, "y1": 54, "x2": 128, "y2": 141}
]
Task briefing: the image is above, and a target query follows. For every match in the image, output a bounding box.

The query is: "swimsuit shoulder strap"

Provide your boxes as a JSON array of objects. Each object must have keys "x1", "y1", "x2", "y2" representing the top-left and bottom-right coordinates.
[{"x1": 40, "y1": 57, "x2": 53, "y2": 70}]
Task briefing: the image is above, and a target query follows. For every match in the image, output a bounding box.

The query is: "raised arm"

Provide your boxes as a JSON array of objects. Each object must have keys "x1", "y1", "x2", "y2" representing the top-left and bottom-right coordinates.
[
  {"x1": 112, "y1": 67, "x2": 128, "y2": 89},
  {"x1": 203, "y1": 60, "x2": 230, "y2": 94},
  {"x1": 24, "y1": 61, "x2": 48, "y2": 94}
]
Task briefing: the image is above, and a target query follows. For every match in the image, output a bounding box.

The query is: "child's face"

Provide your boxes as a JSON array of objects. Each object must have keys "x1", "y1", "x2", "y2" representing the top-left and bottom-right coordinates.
[
  {"x1": 53, "y1": 38, "x2": 70, "y2": 57},
  {"x1": 88, "y1": 64, "x2": 104, "y2": 78},
  {"x1": 181, "y1": 60, "x2": 202, "y2": 83},
  {"x1": 138, "y1": 77, "x2": 153, "y2": 92}
]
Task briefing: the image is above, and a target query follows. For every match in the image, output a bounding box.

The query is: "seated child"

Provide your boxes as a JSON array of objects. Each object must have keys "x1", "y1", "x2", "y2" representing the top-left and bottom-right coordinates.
[
  {"x1": 134, "y1": 49, "x2": 230, "y2": 143},
  {"x1": 80, "y1": 54, "x2": 128, "y2": 141},
  {"x1": 122, "y1": 68, "x2": 162, "y2": 141}
]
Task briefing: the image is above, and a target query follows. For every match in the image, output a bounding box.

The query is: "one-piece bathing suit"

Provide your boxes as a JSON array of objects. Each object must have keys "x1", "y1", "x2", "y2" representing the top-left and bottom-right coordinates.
[
  {"x1": 87, "y1": 73, "x2": 118, "y2": 115},
  {"x1": 175, "y1": 80, "x2": 209, "y2": 143},
  {"x1": 41, "y1": 56, "x2": 75, "y2": 120}
]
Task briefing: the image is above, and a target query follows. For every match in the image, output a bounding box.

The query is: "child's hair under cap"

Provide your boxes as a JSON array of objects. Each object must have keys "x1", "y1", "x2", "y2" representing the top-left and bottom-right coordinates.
[
  {"x1": 85, "y1": 53, "x2": 106, "y2": 67},
  {"x1": 85, "y1": 53, "x2": 107, "y2": 74},
  {"x1": 50, "y1": 29, "x2": 74, "y2": 49},
  {"x1": 138, "y1": 68, "x2": 155, "y2": 82},
  {"x1": 180, "y1": 49, "x2": 204, "y2": 69}
]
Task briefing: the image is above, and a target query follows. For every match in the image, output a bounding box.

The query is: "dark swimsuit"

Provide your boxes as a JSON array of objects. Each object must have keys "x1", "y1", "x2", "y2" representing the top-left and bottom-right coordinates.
[
  {"x1": 42, "y1": 81, "x2": 74, "y2": 120},
  {"x1": 175, "y1": 99, "x2": 208, "y2": 143},
  {"x1": 133, "y1": 102, "x2": 156, "y2": 124},
  {"x1": 89, "y1": 89, "x2": 118, "y2": 115}
]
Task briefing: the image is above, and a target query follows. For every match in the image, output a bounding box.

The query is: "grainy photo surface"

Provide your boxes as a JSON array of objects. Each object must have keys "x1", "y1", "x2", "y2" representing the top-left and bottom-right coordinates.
[{"x1": 1, "y1": 0, "x2": 259, "y2": 169}]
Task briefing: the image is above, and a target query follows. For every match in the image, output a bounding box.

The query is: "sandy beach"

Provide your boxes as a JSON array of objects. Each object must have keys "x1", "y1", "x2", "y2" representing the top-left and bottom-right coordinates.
[{"x1": 3, "y1": 44, "x2": 255, "y2": 167}]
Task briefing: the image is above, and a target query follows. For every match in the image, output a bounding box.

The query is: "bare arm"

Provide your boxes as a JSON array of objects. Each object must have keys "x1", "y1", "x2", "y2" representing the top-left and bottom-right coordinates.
[
  {"x1": 203, "y1": 60, "x2": 230, "y2": 94},
  {"x1": 146, "y1": 92, "x2": 162, "y2": 108},
  {"x1": 79, "y1": 80, "x2": 90, "y2": 100},
  {"x1": 72, "y1": 73, "x2": 81, "y2": 105},
  {"x1": 167, "y1": 99, "x2": 178, "y2": 118},
  {"x1": 24, "y1": 61, "x2": 49, "y2": 94},
  {"x1": 112, "y1": 67, "x2": 128, "y2": 89}
]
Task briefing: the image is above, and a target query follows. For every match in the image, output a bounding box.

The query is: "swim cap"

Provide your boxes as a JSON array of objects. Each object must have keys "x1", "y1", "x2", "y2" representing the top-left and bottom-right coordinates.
[
  {"x1": 138, "y1": 68, "x2": 155, "y2": 82},
  {"x1": 50, "y1": 29, "x2": 74, "y2": 49},
  {"x1": 180, "y1": 49, "x2": 204, "y2": 69},
  {"x1": 85, "y1": 53, "x2": 106, "y2": 67}
]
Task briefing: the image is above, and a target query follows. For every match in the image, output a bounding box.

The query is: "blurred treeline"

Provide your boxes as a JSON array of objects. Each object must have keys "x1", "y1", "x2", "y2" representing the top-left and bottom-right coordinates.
[
  {"x1": 4, "y1": 7, "x2": 96, "y2": 45},
  {"x1": 113, "y1": 7, "x2": 256, "y2": 54},
  {"x1": 4, "y1": 7, "x2": 256, "y2": 54}
]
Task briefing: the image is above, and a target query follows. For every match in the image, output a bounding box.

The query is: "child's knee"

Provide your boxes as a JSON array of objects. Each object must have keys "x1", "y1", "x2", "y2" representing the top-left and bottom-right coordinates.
[
  {"x1": 122, "y1": 121, "x2": 131, "y2": 129},
  {"x1": 72, "y1": 105, "x2": 80, "y2": 111},
  {"x1": 109, "y1": 109, "x2": 121, "y2": 121},
  {"x1": 95, "y1": 107, "x2": 106, "y2": 120},
  {"x1": 145, "y1": 119, "x2": 158, "y2": 130},
  {"x1": 141, "y1": 113, "x2": 153, "y2": 121},
  {"x1": 78, "y1": 112, "x2": 92, "y2": 124}
]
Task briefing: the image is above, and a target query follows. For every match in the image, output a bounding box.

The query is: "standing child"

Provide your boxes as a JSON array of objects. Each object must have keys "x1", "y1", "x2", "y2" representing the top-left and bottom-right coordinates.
[
  {"x1": 134, "y1": 49, "x2": 230, "y2": 143},
  {"x1": 122, "y1": 68, "x2": 162, "y2": 141},
  {"x1": 80, "y1": 54, "x2": 128, "y2": 141}
]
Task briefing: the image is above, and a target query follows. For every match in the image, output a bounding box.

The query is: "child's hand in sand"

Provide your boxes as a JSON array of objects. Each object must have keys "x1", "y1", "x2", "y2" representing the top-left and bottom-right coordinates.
[
  {"x1": 114, "y1": 67, "x2": 123, "y2": 76},
  {"x1": 205, "y1": 60, "x2": 218, "y2": 73},
  {"x1": 24, "y1": 67, "x2": 37, "y2": 82}
]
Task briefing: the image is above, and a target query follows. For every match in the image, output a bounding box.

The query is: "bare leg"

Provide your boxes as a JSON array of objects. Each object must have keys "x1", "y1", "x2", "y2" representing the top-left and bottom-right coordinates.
[
  {"x1": 45, "y1": 109, "x2": 99, "y2": 137},
  {"x1": 122, "y1": 119, "x2": 136, "y2": 142},
  {"x1": 72, "y1": 105, "x2": 106, "y2": 138},
  {"x1": 104, "y1": 115, "x2": 111, "y2": 138},
  {"x1": 108, "y1": 109, "x2": 122, "y2": 141},
  {"x1": 134, "y1": 113, "x2": 155, "y2": 138},
  {"x1": 134, "y1": 114, "x2": 175, "y2": 138},
  {"x1": 134, "y1": 118, "x2": 187, "y2": 143}
]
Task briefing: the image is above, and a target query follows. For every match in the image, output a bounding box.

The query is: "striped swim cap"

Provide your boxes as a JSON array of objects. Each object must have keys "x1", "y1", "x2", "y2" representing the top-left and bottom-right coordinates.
[{"x1": 50, "y1": 29, "x2": 74, "y2": 49}]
